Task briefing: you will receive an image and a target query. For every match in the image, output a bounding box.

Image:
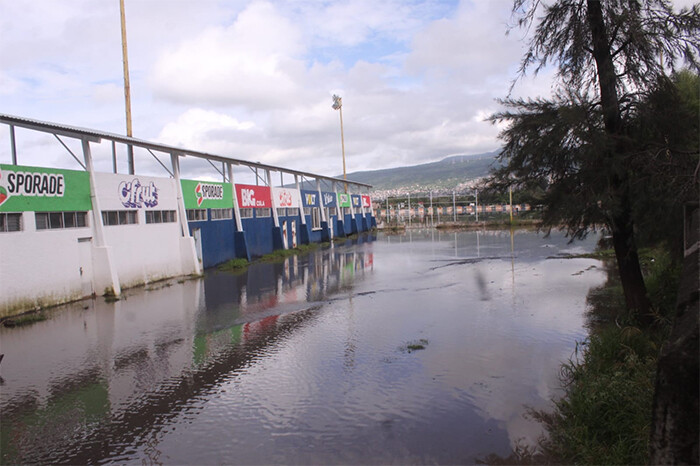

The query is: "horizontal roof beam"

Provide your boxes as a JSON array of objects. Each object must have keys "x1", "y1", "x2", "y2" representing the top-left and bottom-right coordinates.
[{"x1": 0, "y1": 113, "x2": 371, "y2": 189}]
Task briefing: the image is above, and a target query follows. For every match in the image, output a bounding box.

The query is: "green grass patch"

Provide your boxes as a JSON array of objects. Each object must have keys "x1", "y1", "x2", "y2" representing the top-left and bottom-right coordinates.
[
  {"x1": 2, "y1": 312, "x2": 48, "y2": 327},
  {"x1": 402, "y1": 338, "x2": 429, "y2": 353},
  {"x1": 218, "y1": 258, "x2": 249, "y2": 272},
  {"x1": 533, "y1": 243, "x2": 681, "y2": 464}
]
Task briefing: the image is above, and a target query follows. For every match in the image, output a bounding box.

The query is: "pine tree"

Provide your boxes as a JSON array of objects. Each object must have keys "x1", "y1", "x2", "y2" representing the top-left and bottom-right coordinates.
[{"x1": 491, "y1": 0, "x2": 700, "y2": 324}]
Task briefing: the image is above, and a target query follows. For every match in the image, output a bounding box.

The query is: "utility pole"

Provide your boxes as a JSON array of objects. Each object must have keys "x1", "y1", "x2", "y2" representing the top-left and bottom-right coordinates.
[
  {"x1": 509, "y1": 186, "x2": 513, "y2": 225},
  {"x1": 408, "y1": 193, "x2": 411, "y2": 227},
  {"x1": 452, "y1": 191, "x2": 456, "y2": 222},
  {"x1": 429, "y1": 191, "x2": 434, "y2": 227},
  {"x1": 119, "y1": 0, "x2": 135, "y2": 174}
]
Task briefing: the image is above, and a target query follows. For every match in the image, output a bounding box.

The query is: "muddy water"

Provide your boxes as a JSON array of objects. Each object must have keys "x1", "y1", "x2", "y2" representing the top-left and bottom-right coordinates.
[{"x1": 0, "y1": 229, "x2": 606, "y2": 464}]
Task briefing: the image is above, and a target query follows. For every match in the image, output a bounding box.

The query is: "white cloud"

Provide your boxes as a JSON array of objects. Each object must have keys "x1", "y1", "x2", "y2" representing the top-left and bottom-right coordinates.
[
  {"x1": 150, "y1": 2, "x2": 307, "y2": 109},
  {"x1": 1, "y1": 0, "x2": 551, "y2": 177}
]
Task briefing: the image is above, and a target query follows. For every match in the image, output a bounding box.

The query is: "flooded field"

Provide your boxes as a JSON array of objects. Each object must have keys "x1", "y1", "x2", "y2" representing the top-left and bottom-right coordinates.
[{"x1": 0, "y1": 229, "x2": 606, "y2": 464}]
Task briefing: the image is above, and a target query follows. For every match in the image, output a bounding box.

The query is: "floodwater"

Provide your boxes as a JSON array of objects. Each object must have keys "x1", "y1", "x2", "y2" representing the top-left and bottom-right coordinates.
[{"x1": 0, "y1": 229, "x2": 607, "y2": 465}]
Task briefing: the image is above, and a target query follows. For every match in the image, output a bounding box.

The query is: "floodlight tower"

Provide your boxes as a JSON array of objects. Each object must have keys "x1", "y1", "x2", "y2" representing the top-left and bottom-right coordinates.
[{"x1": 332, "y1": 94, "x2": 347, "y2": 193}]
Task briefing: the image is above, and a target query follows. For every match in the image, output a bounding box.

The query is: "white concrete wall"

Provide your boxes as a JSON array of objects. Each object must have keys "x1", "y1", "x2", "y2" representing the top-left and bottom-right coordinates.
[
  {"x1": 0, "y1": 212, "x2": 90, "y2": 315},
  {"x1": 94, "y1": 173, "x2": 190, "y2": 288},
  {"x1": 0, "y1": 171, "x2": 201, "y2": 316}
]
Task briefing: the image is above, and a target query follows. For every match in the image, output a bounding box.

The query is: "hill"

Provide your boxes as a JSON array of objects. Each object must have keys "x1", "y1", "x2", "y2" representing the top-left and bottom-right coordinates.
[{"x1": 341, "y1": 150, "x2": 500, "y2": 194}]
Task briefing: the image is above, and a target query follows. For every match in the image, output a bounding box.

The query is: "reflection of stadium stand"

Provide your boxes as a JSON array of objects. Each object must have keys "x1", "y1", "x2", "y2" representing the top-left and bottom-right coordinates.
[
  {"x1": 0, "y1": 237, "x2": 376, "y2": 464},
  {"x1": 2, "y1": 307, "x2": 321, "y2": 464}
]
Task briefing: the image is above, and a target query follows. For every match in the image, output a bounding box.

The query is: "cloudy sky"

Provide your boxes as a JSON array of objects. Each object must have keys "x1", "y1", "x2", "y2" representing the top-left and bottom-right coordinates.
[{"x1": 0, "y1": 0, "x2": 692, "y2": 180}]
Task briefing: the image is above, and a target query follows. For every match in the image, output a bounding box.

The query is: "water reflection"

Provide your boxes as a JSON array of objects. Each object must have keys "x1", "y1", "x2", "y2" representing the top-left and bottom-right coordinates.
[
  {"x1": 0, "y1": 230, "x2": 605, "y2": 464},
  {"x1": 0, "y1": 236, "x2": 375, "y2": 464}
]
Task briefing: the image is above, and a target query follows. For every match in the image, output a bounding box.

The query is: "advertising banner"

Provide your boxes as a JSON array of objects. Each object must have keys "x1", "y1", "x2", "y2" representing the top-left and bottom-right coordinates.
[
  {"x1": 337, "y1": 192, "x2": 351, "y2": 208},
  {"x1": 0, "y1": 164, "x2": 92, "y2": 212},
  {"x1": 321, "y1": 191, "x2": 337, "y2": 208},
  {"x1": 181, "y1": 179, "x2": 233, "y2": 209},
  {"x1": 300, "y1": 190, "x2": 320, "y2": 207},
  {"x1": 272, "y1": 187, "x2": 300, "y2": 208},
  {"x1": 351, "y1": 195, "x2": 361, "y2": 208},
  {"x1": 94, "y1": 172, "x2": 179, "y2": 210},
  {"x1": 235, "y1": 184, "x2": 271, "y2": 208},
  {"x1": 361, "y1": 195, "x2": 371, "y2": 208}
]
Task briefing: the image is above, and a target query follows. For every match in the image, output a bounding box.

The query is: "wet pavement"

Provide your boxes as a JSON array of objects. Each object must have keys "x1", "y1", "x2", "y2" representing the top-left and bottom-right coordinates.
[{"x1": 0, "y1": 229, "x2": 606, "y2": 464}]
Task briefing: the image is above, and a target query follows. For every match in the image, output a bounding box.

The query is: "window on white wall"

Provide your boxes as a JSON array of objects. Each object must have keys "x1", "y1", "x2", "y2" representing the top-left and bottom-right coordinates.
[
  {"x1": 145, "y1": 210, "x2": 177, "y2": 224},
  {"x1": 102, "y1": 210, "x2": 138, "y2": 226},
  {"x1": 36, "y1": 211, "x2": 88, "y2": 230},
  {"x1": 311, "y1": 208, "x2": 321, "y2": 230},
  {"x1": 187, "y1": 209, "x2": 207, "y2": 221},
  {"x1": 287, "y1": 208, "x2": 299, "y2": 216},
  {"x1": 255, "y1": 208, "x2": 271, "y2": 217},
  {"x1": 210, "y1": 208, "x2": 233, "y2": 220},
  {"x1": 0, "y1": 212, "x2": 22, "y2": 232},
  {"x1": 239, "y1": 208, "x2": 253, "y2": 219},
  {"x1": 277, "y1": 208, "x2": 287, "y2": 217}
]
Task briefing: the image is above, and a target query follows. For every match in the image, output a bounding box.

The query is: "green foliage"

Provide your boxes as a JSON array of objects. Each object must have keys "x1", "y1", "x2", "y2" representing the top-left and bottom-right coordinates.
[
  {"x1": 218, "y1": 258, "x2": 249, "y2": 272},
  {"x1": 494, "y1": 0, "x2": 699, "y2": 317},
  {"x1": 538, "y1": 329, "x2": 657, "y2": 465},
  {"x1": 2, "y1": 312, "x2": 48, "y2": 327},
  {"x1": 536, "y1": 244, "x2": 681, "y2": 464},
  {"x1": 259, "y1": 243, "x2": 319, "y2": 263},
  {"x1": 627, "y1": 71, "x2": 700, "y2": 260}
]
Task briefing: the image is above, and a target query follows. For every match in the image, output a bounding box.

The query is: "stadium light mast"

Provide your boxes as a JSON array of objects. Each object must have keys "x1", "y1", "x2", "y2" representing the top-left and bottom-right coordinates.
[
  {"x1": 119, "y1": 0, "x2": 134, "y2": 174},
  {"x1": 331, "y1": 94, "x2": 347, "y2": 193}
]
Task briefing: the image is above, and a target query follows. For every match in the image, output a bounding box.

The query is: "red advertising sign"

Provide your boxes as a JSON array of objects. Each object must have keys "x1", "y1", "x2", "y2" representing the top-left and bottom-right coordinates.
[
  {"x1": 361, "y1": 195, "x2": 371, "y2": 208},
  {"x1": 235, "y1": 184, "x2": 271, "y2": 208}
]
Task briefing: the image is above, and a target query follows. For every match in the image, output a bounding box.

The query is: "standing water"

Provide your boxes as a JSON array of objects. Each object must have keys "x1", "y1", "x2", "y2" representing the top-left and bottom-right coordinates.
[{"x1": 0, "y1": 229, "x2": 605, "y2": 464}]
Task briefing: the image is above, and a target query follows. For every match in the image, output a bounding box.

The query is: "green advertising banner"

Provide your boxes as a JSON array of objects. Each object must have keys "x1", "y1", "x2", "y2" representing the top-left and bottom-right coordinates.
[
  {"x1": 181, "y1": 179, "x2": 233, "y2": 209},
  {"x1": 337, "y1": 192, "x2": 351, "y2": 208},
  {"x1": 0, "y1": 164, "x2": 92, "y2": 212}
]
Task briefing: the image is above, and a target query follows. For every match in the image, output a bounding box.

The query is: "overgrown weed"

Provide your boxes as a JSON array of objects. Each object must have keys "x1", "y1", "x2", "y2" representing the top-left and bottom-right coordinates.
[{"x1": 531, "y1": 244, "x2": 680, "y2": 464}]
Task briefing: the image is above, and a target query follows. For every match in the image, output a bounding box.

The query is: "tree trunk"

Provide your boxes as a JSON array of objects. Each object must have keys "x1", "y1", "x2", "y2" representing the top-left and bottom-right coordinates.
[
  {"x1": 610, "y1": 199, "x2": 653, "y2": 325},
  {"x1": 586, "y1": 0, "x2": 652, "y2": 321}
]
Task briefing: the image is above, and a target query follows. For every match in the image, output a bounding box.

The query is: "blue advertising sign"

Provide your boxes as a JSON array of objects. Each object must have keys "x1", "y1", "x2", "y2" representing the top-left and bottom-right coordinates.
[
  {"x1": 300, "y1": 190, "x2": 320, "y2": 207},
  {"x1": 321, "y1": 191, "x2": 337, "y2": 208},
  {"x1": 351, "y1": 194, "x2": 362, "y2": 208}
]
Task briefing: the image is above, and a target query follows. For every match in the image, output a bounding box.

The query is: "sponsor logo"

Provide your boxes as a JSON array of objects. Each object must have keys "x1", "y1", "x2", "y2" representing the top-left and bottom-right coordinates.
[
  {"x1": 0, "y1": 167, "x2": 65, "y2": 206},
  {"x1": 241, "y1": 188, "x2": 256, "y2": 207},
  {"x1": 304, "y1": 193, "x2": 317, "y2": 205},
  {"x1": 277, "y1": 189, "x2": 293, "y2": 207},
  {"x1": 323, "y1": 193, "x2": 335, "y2": 206},
  {"x1": 195, "y1": 182, "x2": 223, "y2": 207},
  {"x1": 352, "y1": 196, "x2": 360, "y2": 207},
  {"x1": 338, "y1": 193, "x2": 349, "y2": 204},
  {"x1": 119, "y1": 178, "x2": 158, "y2": 208},
  {"x1": 240, "y1": 188, "x2": 268, "y2": 207}
]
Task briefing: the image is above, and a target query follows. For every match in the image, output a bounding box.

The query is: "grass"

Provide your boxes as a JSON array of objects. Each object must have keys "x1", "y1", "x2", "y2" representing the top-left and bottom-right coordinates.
[
  {"x1": 218, "y1": 258, "x2": 249, "y2": 272},
  {"x1": 218, "y1": 242, "x2": 326, "y2": 272},
  {"x1": 402, "y1": 338, "x2": 429, "y2": 353},
  {"x1": 2, "y1": 312, "x2": 48, "y2": 327},
  {"x1": 532, "y1": 245, "x2": 681, "y2": 465}
]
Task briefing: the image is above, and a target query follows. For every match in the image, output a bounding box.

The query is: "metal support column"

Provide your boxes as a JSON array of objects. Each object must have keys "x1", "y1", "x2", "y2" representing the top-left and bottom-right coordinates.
[
  {"x1": 228, "y1": 164, "x2": 243, "y2": 232},
  {"x1": 9, "y1": 124, "x2": 17, "y2": 165}
]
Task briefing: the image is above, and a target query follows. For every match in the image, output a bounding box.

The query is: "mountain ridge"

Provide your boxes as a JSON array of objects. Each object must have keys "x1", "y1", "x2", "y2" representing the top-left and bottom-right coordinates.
[{"x1": 339, "y1": 150, "x2": 500, "y2": 194}]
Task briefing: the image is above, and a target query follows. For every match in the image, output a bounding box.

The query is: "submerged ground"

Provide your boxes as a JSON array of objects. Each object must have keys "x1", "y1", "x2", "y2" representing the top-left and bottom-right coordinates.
[{"x1": 0, "y1": 229, "x2": 605, "y2": 464}]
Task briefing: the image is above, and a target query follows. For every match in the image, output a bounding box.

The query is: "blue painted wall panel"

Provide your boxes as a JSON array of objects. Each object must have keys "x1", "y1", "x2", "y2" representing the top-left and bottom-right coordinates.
[
  {"x1": 187, "y1": 218, "x2": 237, "y2": 269},
  {"x1": 243, "y1": 216, "x2": 275, "y2": 257}
]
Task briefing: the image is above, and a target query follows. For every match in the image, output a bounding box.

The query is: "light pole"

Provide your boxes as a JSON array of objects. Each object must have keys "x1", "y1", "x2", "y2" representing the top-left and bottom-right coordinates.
[
  {"x1": 332, "y1": 94, "x2": 347, "y2": 193},
  {"x1": 119, "y1": 0, "x2": 134, "y2": 174}
]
